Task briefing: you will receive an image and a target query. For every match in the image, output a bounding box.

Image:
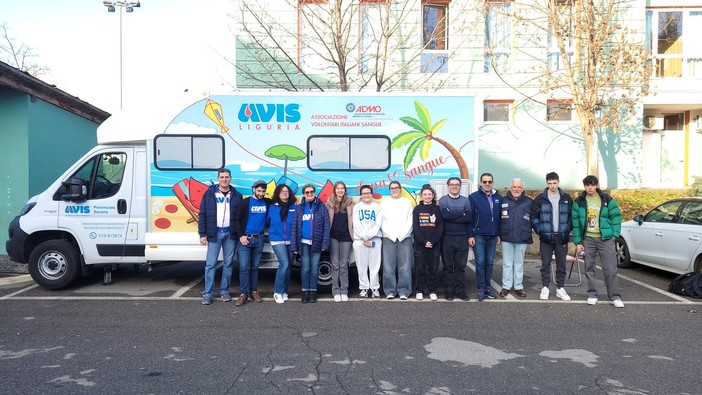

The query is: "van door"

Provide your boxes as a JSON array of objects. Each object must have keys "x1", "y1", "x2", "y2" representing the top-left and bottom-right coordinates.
[{"x1": 57, "y1": 148, "x2": 138, "y2": 264}]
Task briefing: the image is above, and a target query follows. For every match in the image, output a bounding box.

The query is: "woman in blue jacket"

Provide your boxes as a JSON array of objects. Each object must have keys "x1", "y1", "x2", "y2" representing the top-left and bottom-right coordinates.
[
  {"x1": 267, "y1": 184, "x2": 297, "y2": 304},
  {"x1": 291, "y1": 184, "x2": 331, "y2": 303}
]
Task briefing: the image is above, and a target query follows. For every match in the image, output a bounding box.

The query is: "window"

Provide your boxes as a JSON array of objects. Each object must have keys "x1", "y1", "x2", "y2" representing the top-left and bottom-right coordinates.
[
  {"x1": 360, "y1": 1, "x2": 386, "y2": 74},
  {"x1": 680, "y1": 202, "x2": 702, "y2": 225},
  {"x1": 420, "y1": 53, "x2": 449, "y2": 73},
  {"x1": 308, "y1": 135, "x2": 390, "y2": 171},
  {"x1": 299, "y1": 0, "x2": 329, "y2": 74},
  {"x1": 647, "y1": 9, "x2": 702, "y2": 78},
  {"x1": 484, "y1": 0, "x2": 513, "y2": 73},
  {"x1": 61, "y1": 153, "x2": 127, "y2": 200},
  {"x1": 547, "y1": 0, "x2": 574, "y2": 71},
  {"x1": 154, "y1": 135, "x2": 225, "y2": 170},
  {"x1": 483, "y1": 100, "x2": 512, "y2": 122},
  {"x1": 423, "y1": 2, "x2": 448, "y2": 50},
  {"x1": 645, "y1": 201, "x2": 682, "y2": 223},
  {"x1": 546, "y1": 99, "x2": 573, "y2": 122}
]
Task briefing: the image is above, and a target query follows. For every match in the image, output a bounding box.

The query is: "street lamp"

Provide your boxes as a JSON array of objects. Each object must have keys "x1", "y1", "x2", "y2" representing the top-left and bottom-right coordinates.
[{"x1": 103, "y1": 1, "x2": 141, "y2": 110}]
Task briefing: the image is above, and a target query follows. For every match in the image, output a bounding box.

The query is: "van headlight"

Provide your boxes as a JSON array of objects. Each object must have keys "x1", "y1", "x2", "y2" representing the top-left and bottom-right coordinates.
[{"x1": 19, "y1": 202, "x2": 36, "y2": 216}]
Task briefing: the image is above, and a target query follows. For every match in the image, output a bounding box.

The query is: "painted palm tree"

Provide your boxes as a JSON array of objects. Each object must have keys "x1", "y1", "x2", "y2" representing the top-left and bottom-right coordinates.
[{"x1": 391, "y1": 101, "x2": 470, "y2": 179}]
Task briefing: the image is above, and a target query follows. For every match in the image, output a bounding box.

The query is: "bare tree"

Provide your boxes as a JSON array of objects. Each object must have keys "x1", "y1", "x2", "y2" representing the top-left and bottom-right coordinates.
[
  {"x1": 1, "y1": 23, "x2": 49, "y2": 77},
  {"x1": 233, "y1": 0, "x2": 476, "y2": 92},
  {"x1": 487, "y1": 0, "x2": 651, "y2": 182}
]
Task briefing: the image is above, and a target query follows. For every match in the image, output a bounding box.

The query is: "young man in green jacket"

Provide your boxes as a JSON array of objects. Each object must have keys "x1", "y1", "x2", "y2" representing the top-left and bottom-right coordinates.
[{"x1": 572, "y1": 175, "x2": 624, "y2": 308}]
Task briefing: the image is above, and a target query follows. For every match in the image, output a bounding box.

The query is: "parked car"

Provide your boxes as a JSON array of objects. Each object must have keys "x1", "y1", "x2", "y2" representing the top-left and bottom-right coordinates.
[{"x1": 617, "y1": 197, "x2": 702, "y2": 273}]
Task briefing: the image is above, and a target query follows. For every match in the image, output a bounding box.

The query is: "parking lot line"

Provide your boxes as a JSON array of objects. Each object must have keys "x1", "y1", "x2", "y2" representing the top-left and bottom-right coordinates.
[
  {"x1": 171, "y1": 277, "x2": 205, "y2": 298},
  {"x1": 169, "y1": 262, "x2": 218, "y2": 298},
  {"x1": 0, "y1": 283, "x2": 39, "y2": 300},
  {"x1": 614, "y1": 269, "x2": 694, "y2": 303}
]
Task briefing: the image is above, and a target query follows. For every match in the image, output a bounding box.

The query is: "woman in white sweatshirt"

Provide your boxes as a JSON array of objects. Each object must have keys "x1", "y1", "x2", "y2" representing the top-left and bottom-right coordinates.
[{"x1": 352, "y1": 184, "x2": 383, "y2": 299}]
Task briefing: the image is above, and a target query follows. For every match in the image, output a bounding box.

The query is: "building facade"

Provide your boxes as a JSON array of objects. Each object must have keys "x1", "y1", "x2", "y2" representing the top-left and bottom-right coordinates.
[
  {"x1": 0, "y1": 61, "x2": 109, "y2": 250},
  {"x1": 235, "y1": 0, "x2": 702, "y2": 190}
]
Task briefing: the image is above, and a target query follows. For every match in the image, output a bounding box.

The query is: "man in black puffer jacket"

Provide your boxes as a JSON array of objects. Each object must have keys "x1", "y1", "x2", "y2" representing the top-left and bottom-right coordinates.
[{"x1": 530, "y1": 172, "x2": 572, "y2": 301}]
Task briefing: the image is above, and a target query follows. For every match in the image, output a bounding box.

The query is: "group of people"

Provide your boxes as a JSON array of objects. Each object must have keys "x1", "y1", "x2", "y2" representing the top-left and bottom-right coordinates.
[{"x1": 197, "y1": 168, "x2": 625, "y2": 308}]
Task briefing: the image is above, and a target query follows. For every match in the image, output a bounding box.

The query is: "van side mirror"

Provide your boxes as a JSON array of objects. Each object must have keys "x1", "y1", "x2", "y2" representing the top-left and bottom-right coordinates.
[{"x1": 57, "y1": 177, "x2": 88, "y2": 202}]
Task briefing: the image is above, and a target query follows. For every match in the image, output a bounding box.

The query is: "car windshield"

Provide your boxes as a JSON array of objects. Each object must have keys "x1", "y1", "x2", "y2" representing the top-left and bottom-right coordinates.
[{"x1": 645, "y1": 201, "x2": 682, "y2": 223}]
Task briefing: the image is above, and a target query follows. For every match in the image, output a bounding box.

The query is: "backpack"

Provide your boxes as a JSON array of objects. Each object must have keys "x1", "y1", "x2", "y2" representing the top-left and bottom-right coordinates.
[{"x1": 668, "y1": 272, "x2": 702, "y2": 298}]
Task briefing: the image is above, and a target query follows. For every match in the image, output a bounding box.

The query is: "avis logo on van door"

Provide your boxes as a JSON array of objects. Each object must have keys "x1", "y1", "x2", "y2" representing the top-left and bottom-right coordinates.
[
  {"x1": 237, "y1": 103, "x2": 301, "y2": 123},
  {"x1": 65, "y1": 205, "x2": 90, "y2": 214}
]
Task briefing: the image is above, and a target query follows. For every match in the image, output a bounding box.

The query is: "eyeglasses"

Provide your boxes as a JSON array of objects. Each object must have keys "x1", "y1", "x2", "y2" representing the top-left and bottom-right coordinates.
[
  {"x1": 448, "y1": 183, "x2": 461, "y2": 187},
  {"x1": 389, "y1": 187, "x2": 400, "y2": 190},
  {"x1": 482, "y1": 180, "x2": 493, "y2": 184},
  {"x1": 361, "y1": 192, "x2": 372, "y2": 196},
  {"x1": 304, "y1": 190, "x2": 315, "y2": 195}
]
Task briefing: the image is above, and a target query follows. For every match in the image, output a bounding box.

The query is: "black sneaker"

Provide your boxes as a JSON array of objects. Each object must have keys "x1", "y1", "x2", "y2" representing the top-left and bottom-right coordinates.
[
  {"x1": 457, "y1": 293, "x2": 470, "y2": 301},
  {"x1": 445, "y1": 293, "x2": 454, "y2": 301}
]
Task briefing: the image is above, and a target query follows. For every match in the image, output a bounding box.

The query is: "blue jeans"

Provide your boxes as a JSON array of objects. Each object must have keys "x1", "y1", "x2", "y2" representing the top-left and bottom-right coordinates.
[
  {"x1": 238, "y1": 236, "x2": 264, "y2": 296},
  {"x1": 272, "y1": 243, "x2": 293, "y2": 295},
  {"x1": 203, "y1": 232, "x2": 236, "y2": 298},
  {"x1": 382, "y1": 237, "x2": 413, "y2": 297},
  {"x1": 474, "y1": 235, "x2": 498, "y2": 291},
  {"x1": 501, "y1": 242, "x2": 527, "y2": 290},
  {"x1": 300, "y1": 244, "x2": 320, "y2": 292}
]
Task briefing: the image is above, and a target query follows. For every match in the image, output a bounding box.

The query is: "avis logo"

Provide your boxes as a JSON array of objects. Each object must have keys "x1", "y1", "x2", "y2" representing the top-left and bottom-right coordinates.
[
  {"x1": 65, "y1": 205, "x2": 90, "y2": 214},
  {"x1": 238, "y1": 103, "x2": 301, "y2": 123},
  {"x1": 346, "y1": 103, "x2": 382, "y2": 113}
]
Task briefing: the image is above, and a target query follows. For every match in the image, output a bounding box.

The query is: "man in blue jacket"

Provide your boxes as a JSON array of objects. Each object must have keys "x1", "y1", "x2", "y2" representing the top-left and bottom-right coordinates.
[
  {"x1": 468, "y1": 173, "x2": 502, "y2": 301},
  {"x1": 198, "y1": 168, "x2": 243, "y2": 305},
  {"x1": 499, "y1": 178, "x2": 533, "y2": 298}
]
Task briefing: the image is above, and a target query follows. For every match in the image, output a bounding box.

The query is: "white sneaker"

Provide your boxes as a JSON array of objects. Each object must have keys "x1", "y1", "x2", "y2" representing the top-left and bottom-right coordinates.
[
  {"x1": 429, "y1": 293, "x2": 438, "y2": 301},
  {"x1": 386, "y1": 294, "x2": 395, "y2": 299},
  {"x1": 399, "y1": 295, "x2": 408, "y2": 300},
  {"x1": 341, "y1": 294, "x2": 349, "y2": 302},
  {"x1": 586, "y1": 297, "x2": 598, "y2": 305},
  {"x1": 556, "y1": 287, "x2": 571, "y2": 301},
  {"x1": 416, "y1": 292, "x2": 424, "y2": 300},
  {"x1": 333, "y1": 294, "x2": 341, "y2": 302},
  {"x1": 273, "y1": 293, "x2": 284, "y2": 304},
  {"x1": 372, "y1": 289, "x2": 380, "y2": 299},
  {"x1": 540, "y1": 286, "x2": 549, "y2": 300},
  {"x1": 283, "y1": 293, "x2": 289, "y2": 301},
  {"x1": 612, "y1": 299, "x2": 625, "y2": 308},
  {"x1": 359, "y1": 289, "x2": 368, "y2": 300}
]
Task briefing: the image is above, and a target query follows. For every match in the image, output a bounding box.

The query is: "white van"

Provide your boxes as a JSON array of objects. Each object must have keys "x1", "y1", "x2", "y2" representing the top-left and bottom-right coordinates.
[{"x1": 6, "y1": 93, "x2": 476, "y2": 289}]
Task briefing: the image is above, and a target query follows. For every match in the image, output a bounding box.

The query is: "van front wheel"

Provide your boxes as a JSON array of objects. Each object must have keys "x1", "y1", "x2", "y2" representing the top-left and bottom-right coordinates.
[{"x1": 28, "y1": 240, "x2": 81, "y2": 290}]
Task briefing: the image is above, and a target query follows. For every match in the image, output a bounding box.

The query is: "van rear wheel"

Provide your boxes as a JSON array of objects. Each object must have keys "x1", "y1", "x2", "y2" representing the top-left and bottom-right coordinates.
[
  {"x1": 28, "y1": 240, "x2": 81, "y2": 290},
  {"x1": 317, "y1": 256, "x2": 332, "y2": 294}
]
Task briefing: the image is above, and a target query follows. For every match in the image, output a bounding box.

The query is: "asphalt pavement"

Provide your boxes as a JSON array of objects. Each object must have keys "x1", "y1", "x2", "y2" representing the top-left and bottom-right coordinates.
[{"x1": 1, "y1": 257, "x2": 700, "y2": 394}]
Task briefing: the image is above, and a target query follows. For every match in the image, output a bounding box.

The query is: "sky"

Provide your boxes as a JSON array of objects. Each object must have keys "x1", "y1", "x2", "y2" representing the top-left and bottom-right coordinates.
[{"x1": 1, "y1": 0, "x2": 236, "y2": 115}]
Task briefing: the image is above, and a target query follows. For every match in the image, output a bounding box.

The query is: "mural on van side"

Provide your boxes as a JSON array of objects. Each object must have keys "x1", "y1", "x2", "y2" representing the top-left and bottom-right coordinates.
[
  {"x1": 392, "y1": 101, "x2": 472, "y2": 180},
  {"x1": 149, "y1": 95, "x2": 476, "y2": 232}
]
